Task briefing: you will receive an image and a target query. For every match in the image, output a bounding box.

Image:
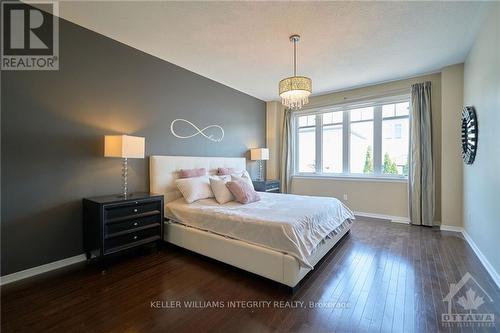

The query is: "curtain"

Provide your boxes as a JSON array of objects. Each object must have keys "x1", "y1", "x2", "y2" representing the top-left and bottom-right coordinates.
[
  {"x1": 409, "y1": 81, "x2": 434, "y2": 226},
  {"x1": 280, "y1": 108, "x2": 292, "y2": 193}
]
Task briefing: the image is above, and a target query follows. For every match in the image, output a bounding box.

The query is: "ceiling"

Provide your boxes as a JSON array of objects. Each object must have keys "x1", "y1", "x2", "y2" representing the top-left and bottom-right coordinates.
[{"x1": 49, "y1": 1, "x2": 491, "y2": 101}]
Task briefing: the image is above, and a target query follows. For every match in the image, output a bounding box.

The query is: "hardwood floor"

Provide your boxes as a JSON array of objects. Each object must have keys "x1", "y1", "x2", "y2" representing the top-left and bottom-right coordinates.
[{"x1": 2, "y1": 219, "x2": 499, "y2": 333}]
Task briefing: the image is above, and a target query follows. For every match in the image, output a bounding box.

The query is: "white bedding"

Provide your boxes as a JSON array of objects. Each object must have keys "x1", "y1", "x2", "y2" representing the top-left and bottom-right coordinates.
[{"x1": 165, "y1": 192, "x2": 355, "y2": 268}]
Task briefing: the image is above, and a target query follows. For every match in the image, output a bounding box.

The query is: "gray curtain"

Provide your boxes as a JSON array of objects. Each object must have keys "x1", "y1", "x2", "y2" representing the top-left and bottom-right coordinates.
[
  {"x1": 280, "y1": 109, "x2": 292, "y2": 193},
  {"x1": 409, "y1": 81, "x2": 434, "y2": 226}
]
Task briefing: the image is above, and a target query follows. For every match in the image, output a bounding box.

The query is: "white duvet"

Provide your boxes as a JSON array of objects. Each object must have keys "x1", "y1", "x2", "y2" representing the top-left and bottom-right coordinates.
[{"x1": 165, "y1": 192, "x2": 354, "y2": 268}]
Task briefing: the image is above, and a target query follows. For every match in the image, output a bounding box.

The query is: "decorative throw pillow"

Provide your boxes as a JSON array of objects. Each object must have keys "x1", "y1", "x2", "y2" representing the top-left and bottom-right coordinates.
[
  {"x1": 226, "y1": 180, "x2": 261, "y2": 204},
  {"x1": 241, "y1": 170, "x2": 253, "y2": 182},
  {"x1": 209, "y1": 176, "x2": 234, "y2": 204},
  {"x1": 217, "y1": 167, "x2": 236, "y2": 176},
  {"x1": 175, "y1": 176, "x2": 214, "y2": 203},
  {"x1": 212, "y1": 174, "x2": 230, "y2": 181},
  {"x1": 230, "y1": 172, "x2": 255, "y2": 190},
  {"x1": 179, "y1": 168, "x2": 206, "y2": 178},
  {"x1": 230, "y1": 169, "x2": 251, "y2": 178},
  {"x1": 218, "y1": 168, "x2": 250, "y2": 178}
]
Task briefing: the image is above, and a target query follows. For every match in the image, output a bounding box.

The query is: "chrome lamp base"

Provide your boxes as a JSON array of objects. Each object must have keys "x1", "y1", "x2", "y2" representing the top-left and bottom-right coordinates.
[
  {"x1": 121, "y1": 157, "x2": 129, "y2": 198},
  {"x1": 257, "y1": 160, "x2": 265, "y2": 181}
]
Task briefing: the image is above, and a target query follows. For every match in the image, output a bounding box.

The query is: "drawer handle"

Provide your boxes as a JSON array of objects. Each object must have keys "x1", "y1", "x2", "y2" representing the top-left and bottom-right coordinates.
[
  {"x1": 133, "y1": 208, "x2": 138, "y2": 213},
  {"x1": 133, "y1": 222, "x2": 139, "y2": 227},
  {"x1": 133, "y1": 235, "x2": 138, "y2": 240}
]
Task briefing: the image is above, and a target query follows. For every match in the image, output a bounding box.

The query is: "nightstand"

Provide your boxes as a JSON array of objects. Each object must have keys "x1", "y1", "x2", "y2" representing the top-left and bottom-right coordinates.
[
  {"x1": 252, "y1": 180, "x2": 280, "y2": 193},
  {"x1": 83, "y1": 192, "x2": 164, "y2": 260}
]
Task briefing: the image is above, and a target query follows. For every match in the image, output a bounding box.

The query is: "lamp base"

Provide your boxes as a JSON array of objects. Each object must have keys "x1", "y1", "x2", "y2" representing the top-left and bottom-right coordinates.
[
  {"x1": 257, "y1": 160, "x2": 265, "y2": 181},
  {"x1": 116, "y1": 193, "x2": 134, "y2": 199},
  {"x1": 122, "y1": 157, "x2": 128, "y2": 198}
]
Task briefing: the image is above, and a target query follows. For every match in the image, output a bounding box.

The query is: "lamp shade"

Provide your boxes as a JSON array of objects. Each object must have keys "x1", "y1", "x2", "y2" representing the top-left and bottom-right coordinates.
[
  {"x1": 104, "y1": 135, "x2": 145, "y2": 159},
  {"x1": 250, "y1": 148, "x2": 269, "y2": 161}
]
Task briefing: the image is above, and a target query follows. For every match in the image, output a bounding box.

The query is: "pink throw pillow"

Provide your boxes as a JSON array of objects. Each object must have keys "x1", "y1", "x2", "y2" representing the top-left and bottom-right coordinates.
[
  {"x1": 179, "y1": 168, "x2": 206, "y2": 178},
  {"x1": 217, "y1": 167, "x2": 236, "y2": 175},
  {"x1": 226, "y1": 180, "x2": 261, "y2": 204}
]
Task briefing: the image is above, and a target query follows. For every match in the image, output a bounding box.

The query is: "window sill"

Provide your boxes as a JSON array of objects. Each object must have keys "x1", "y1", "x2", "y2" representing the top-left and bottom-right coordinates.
[{"x1": 292, "y1": 174, "x2": 408, "y2": 183}]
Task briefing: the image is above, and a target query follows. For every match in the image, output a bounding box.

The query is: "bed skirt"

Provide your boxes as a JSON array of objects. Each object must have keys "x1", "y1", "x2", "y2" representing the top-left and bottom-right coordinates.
[{"x1": 163, "y1": 219, "x2": 352, "y2": 288}]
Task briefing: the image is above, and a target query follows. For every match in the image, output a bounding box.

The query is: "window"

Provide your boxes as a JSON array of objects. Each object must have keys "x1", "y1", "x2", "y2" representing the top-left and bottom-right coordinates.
[
  {"x1": 293, "y1": 96, "x2": 410, "y2": 179},
  {"x1": 381, "y1": 102, "x2": 409, "y2": 176},
  {"x1": 322, "y1": 112, "x2": 343, "y2": 173},
  {"x1": 349, "y1": 107, "x2": 374, "y2": 174},
  {"x1": 297, "y1": 115, "x2": 316, "y2": 173}
]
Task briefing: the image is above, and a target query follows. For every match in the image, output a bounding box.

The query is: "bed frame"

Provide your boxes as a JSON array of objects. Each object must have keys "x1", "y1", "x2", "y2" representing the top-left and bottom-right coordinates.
[{"x1": 149, "y1": 155, "x2": 352, "y2": 288}]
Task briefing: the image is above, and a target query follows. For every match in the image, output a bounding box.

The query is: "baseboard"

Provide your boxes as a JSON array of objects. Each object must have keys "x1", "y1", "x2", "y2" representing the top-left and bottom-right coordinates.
[
  {"x1": 439, "y1": 224, "x2": 464, "y2": 233},
  {"x1": 0, "y1": 254, "x2": 86, "y2": 286},
  {"x1": 461, "y1": 230, "x2": 500, "y2": 289},
  {"x1": 354, "y1": 211, "x2": 410, "y2": 224},
  {"x1": 439, "y1": 224, "x2": 500, "y2": 289}
]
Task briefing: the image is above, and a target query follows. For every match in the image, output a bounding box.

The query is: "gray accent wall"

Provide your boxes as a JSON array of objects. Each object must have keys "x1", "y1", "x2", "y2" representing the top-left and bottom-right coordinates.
[
  {"x1": 463, "y1": 4, "x2": 500, "y2": 279},
  {"x1": 1, "y1": 18, "x2": 265, "y2": 275}
]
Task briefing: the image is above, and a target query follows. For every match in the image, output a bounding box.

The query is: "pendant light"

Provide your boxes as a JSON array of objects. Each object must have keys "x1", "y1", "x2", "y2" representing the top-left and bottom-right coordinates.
[{"x1": 279, "y1": 35, "x2": 312, "y2": 110}]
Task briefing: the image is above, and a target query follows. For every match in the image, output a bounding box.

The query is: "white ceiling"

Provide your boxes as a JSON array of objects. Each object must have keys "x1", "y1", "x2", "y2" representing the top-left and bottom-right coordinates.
[{"x1": 50, "y1": 1, "x2": 491, "y2": 101}]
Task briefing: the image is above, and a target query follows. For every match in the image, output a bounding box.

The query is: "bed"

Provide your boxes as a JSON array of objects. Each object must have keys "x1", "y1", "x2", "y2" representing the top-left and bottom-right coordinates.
[{"x1": 150, "y1": 155, "x2": 354, "y2": 288}]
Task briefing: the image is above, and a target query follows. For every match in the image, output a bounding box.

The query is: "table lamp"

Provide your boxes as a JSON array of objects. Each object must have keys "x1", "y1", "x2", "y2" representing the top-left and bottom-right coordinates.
[
  {"x1": 250, "y1": 148, "x2": 269, "y2": 181},
  {"x1": 104, "y1": 135, "x2": 145, "y2": 197}
]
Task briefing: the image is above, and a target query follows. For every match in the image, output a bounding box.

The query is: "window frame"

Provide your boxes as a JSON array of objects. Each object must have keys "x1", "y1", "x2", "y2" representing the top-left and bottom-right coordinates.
[{"x1": 292, "y1": 94, "x2": 410, "y2": 181}]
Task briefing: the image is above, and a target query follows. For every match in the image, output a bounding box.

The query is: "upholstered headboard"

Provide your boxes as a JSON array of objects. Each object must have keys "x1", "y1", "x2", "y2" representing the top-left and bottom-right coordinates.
[{"x1": 149, "y1": 155, "x2": 246, "y2": 203}]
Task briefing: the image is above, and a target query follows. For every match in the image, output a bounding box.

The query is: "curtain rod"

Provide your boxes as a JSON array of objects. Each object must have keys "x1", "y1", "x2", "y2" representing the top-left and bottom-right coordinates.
[{"x1": 297, "y1": 87, "x2": 410, "y2": 113}]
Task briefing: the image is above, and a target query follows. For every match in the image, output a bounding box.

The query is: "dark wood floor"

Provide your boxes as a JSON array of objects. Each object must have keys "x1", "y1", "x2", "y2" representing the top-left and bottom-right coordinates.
[{"x1": 2, "y1": 219, "x2": 499, "y2": 333}]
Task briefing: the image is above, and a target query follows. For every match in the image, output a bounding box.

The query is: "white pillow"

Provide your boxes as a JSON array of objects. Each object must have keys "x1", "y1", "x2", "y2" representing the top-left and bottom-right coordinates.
[
  {"x1": 175, "y1": 176, "x2": 214, "y2": 203},
  {"x1": 209, "y1": 176, "x2": 234, "y2": 204},
  {"x1": 231, "y1": 172, "x2": 255, "y2": 190},
  {"x1": 231, "y1": 170, "x2": 251, "y2": 179}
]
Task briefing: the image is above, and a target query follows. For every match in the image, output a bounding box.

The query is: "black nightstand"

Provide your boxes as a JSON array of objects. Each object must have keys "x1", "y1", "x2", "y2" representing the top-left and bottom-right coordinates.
[
  {"x1": 252, "y1": 180, "x2": 280, "y2": 193},
  {"x1": 83, "y1": 192, "x2": 164, "y2": 260}
]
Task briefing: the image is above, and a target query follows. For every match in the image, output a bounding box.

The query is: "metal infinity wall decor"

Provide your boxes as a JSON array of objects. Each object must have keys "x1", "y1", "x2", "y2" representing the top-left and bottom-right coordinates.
[{"x1": 170, "y1": 119, "x2": 225, "y2": 143}]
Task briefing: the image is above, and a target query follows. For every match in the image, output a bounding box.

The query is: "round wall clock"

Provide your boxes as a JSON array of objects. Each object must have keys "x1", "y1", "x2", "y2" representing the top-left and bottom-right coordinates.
[{"x1": 461, "y1": 106, "x2": 478, "y2": 165}]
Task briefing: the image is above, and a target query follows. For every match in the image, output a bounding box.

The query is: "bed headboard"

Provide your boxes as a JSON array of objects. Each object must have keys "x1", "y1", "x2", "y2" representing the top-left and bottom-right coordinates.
[{"x1": 150, "y1": 155, "x2": 246, "y2": 203}]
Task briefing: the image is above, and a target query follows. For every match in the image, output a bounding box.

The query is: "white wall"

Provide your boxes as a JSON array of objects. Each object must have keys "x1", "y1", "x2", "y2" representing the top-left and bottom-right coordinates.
[
  {"x1": 463, "y1": 4, "x2": 500, "y2": 276},
  {"x1": 441, "y1": 64, "x2": 464, "y2": 228}
]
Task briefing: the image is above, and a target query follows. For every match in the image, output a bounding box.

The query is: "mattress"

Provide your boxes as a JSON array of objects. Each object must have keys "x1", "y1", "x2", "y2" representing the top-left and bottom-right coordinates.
[{"x1": 165, "y1": 192, "x2": 355, "y2": 268}]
